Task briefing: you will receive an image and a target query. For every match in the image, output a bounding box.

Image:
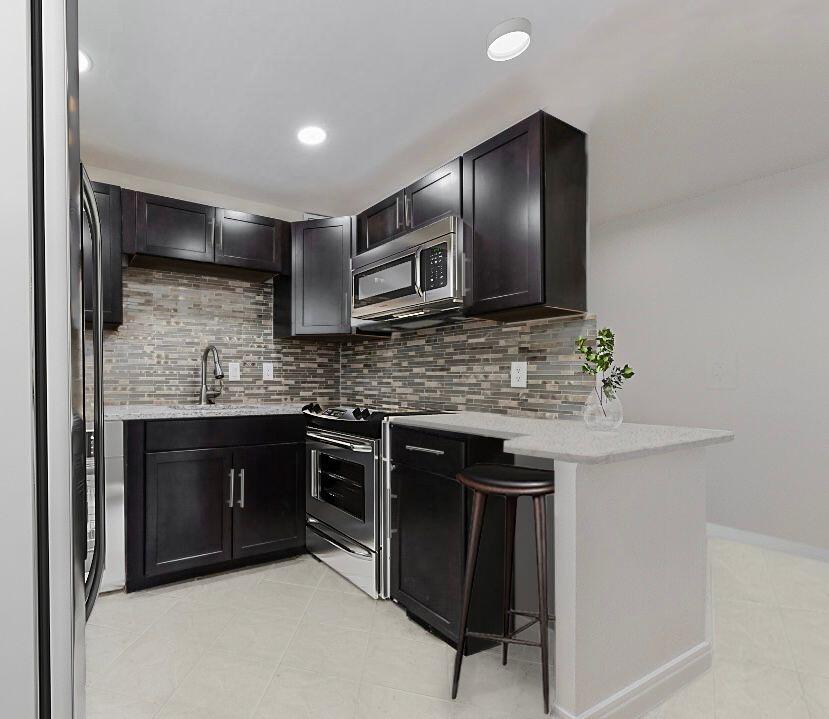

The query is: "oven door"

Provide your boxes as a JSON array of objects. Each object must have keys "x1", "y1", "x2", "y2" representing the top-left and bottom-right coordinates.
[
  {"x1": 351, "y1": 248, "x2": 423, "y2": 319},
  {"x1": 306, "y1": 430, "x2": 378, "y2": 550}
]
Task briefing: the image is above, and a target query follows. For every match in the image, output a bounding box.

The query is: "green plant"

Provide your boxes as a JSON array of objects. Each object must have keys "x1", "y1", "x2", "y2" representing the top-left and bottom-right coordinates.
[{"x1": 576, "y1": 328, "x2": 634, "y2": 414}]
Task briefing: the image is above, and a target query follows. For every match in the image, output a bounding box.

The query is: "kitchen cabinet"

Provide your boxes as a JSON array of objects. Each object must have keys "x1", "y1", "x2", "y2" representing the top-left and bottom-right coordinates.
[
  {"x1": 462, "y1": 111, "x2": 587, "y2": 321},
  {"x1": 83, "y1": 181, "x2": 123, "y2": 326},
  {"x1": 144, "y1": 448, "x2": 234, "y2": 577},
  {"x1": 389, "y1": 426, "x2": 508, "y2": 652},
  {"x1": 232, "y1": 443, "x2": 303, "y2": 559},
  {"x1": 274, "y1": 215, "x2": 353, "y2": 337},
  {"x1": 355, "y1": 159, "x2": 462, "y2": 255},
  {"x1": 215, "y1": 209, "x2": 290, "y2": 273},
  {"x1": 404, "y1": 158, "x2": 461, "y2": 233},
  {"x1": 121, "y1": 190, "x2": 290, "y2": 276},
  {"x1": 133, "y1": 192, "x2": 216, "y2": 263},
  {"x1": 126, "y1": 415, "x2": 305, "y2": 591}
]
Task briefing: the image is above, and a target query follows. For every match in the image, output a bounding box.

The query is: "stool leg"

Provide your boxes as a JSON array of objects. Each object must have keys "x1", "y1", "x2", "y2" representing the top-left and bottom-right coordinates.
[
  {"x1": 502, "y1": 496, "x2": 517, "y2": 665},
  {"x1": 533, "y1": 495, "x2": 550, "y2": 714},
  {"x1": 451, "y1": 490, "x2": 487, "y2": 700}
]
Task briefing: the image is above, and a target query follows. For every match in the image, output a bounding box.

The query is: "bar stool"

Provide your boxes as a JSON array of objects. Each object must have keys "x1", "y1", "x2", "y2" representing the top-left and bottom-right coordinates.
[{"x1": 451, "y1": 463, "x2": 556, "y2": 714}]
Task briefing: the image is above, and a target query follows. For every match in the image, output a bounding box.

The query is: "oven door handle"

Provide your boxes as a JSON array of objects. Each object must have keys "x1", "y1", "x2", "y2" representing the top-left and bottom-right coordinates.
[
  {"x1": 307, "y1": 518, "x2": 373, "y2": 559},
  {"x1": 307, "y1": 430, "x2": 373, "y2": 453}
]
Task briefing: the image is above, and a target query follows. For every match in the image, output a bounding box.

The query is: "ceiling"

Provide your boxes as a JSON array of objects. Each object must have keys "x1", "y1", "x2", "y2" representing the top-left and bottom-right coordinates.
[{"x1": 79, "y1": 0, "x2": 829, "y2": 225}]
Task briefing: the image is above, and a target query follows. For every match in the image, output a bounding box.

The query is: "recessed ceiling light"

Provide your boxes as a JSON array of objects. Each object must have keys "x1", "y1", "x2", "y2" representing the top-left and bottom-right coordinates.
[
  {"x1": 486, "y1": 18, "x2": 532, "y2": 62},
  {"x1": 297, "y1": 126, "x2": 327, "y2": 146},
  {"x1": 78, "y1": 49, "x2": 93, "y2": 73}
]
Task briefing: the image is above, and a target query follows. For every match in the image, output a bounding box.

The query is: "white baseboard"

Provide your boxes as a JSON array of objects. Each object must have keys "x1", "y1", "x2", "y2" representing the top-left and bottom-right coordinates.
[
  {"x1": 707, "y1": 523, "x2": 829, "y2": 563},
  {"x1": 553, "y1": 641, "x2": 711, "y2": 719}
]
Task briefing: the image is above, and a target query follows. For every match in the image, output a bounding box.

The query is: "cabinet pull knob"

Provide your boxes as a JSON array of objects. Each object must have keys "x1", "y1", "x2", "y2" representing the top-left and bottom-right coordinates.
[
  {"x1": 228, "y1": 469, "x2": 235, "y2": 508},
  {"x1": 238, "y1": 468, "x2": 245, "y2": 508}
]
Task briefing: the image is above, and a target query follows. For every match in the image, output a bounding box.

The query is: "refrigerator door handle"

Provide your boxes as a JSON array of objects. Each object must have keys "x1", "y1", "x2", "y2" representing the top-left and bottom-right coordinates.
[{"x1": 82, "y1": 165, "x2": 106, "y2": 619}]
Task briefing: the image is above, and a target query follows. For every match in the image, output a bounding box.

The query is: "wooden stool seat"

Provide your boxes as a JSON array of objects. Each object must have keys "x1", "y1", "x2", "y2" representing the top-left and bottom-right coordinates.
[
  {"x1": 458, "y1": 463, "x2": 557, "y2": 496},
  {"x1": 451, "y1": 463, "x2": 555, "y2": 714}
]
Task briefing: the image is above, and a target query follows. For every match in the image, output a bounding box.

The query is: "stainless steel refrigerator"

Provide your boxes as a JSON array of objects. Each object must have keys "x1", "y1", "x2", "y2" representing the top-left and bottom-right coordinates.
[{"x1": 19, "y1": 0, "x2": 108, "y2": 714}]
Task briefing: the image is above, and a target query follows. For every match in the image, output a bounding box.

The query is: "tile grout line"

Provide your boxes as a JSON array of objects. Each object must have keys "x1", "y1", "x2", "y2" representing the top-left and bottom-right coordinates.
[{"x1": 245, "y1": 564, "x2": 323, "y2": 719}]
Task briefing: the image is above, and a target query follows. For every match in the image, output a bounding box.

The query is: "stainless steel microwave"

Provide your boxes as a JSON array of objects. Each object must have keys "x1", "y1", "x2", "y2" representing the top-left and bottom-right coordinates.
[{"x1": 350, "y1": 216, "x2": 464, "y2": 322}]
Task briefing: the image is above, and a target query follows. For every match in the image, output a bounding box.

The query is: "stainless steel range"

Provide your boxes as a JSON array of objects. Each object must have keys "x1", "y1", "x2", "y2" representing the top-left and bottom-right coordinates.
[{"x1": 302, "y1": 403, "x2": 431, "y2": 599}]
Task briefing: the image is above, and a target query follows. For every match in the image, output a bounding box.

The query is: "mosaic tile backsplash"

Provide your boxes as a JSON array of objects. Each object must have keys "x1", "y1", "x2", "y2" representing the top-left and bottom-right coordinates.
[
  {"x1": 89, "y1": 266, "x2": 597, "y2": 419},
  {"x1": 340, "y1": 315, "x2": 597, "y2": 418}
]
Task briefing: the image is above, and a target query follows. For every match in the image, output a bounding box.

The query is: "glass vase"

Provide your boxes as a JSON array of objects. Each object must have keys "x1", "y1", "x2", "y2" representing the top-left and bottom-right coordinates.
[{"x1": 583, "y1": 390, "x2": 623, "y2": 431}]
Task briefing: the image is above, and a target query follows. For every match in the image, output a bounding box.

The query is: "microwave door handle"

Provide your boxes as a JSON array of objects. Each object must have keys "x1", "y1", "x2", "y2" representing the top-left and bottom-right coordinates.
[{"x1": 414, "y1": 247, "x2": 424, "y2": 297}]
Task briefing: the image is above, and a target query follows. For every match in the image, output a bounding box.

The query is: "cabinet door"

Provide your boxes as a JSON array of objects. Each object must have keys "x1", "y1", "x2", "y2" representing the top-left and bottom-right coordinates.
[
  {"x1": 292, "y1": 216, "x2": 352, "y2": 335},
  {"x1": 404, "y1": 158, "x2": 461, "y2": 232},
  {"x1": 463, "y1": 113, "x2": 543, "y2": 315},
  {"x1": 232, "y1": 444, "x2": 304, "y2": 559},
  {"x1": 355, "y1": 190, "x2": 405, "y2": 254},
  {"x1": 144, "y1": 448, "x2": 233, "y2": 577},
  {"x1": 135, "y1": 192, "x2": 215, "y2": 263},
  {"x1": 215, "y1": 209, "x2": 290, "y2": 273},
  {"x1": 390, "y1": 464, "x2": 465, "y2": 638},
  {"x1": 83, "y1": 181, "x2": 123, "y2": 326}
]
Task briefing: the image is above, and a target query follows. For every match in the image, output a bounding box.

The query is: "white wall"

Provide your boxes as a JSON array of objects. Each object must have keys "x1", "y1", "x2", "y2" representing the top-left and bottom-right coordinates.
[
  {"x1": 0, "y1": 0, "x2": 39, "y2": 714},
  {"x1": 590, "y1": 158, "x2": 829, "y2": 551},
  {"x1": 83, "y1": 165, "x2": 304, "y2": 221}
]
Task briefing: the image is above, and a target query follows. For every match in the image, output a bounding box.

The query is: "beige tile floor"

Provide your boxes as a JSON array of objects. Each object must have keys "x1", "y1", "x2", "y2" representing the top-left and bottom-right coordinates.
[{"x1": 86, "y1": 538, "x2": 829, "y2": 718}]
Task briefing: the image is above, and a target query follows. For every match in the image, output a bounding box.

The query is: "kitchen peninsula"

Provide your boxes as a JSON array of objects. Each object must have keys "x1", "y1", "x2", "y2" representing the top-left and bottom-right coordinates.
[{"x1": 389, "y1": 412, "x2": 733, "y2": 719}]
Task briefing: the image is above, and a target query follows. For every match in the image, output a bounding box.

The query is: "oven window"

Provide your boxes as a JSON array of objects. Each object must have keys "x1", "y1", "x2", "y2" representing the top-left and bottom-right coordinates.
[
  {"x1": 317, "y1": 454, "x2": 366, "y2": 521},
  {"x1": 353, "y1": 255, "x2": 416, "y2": 308}
]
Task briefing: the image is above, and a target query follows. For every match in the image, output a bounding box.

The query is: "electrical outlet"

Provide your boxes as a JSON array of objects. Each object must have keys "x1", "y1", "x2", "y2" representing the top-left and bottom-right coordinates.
[
  {"x1": 262, "y1": 362, "x2": 274, "y2": 381},
  {"x1": 228, "y1": 362, "x2": 241, "y2": 381},
  {"x1": 510, "y1": 361, "x2": 528, "y2": 388}
]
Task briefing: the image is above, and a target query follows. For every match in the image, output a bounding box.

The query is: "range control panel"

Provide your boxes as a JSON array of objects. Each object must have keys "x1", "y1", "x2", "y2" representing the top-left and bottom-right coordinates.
[{"x1": 422, "y1": 243, "x2": 448, "y2": 291}]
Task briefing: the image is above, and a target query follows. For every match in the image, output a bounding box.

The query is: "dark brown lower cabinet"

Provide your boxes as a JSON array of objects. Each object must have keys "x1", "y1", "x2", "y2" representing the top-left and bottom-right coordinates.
[
  {"x1": 232, "y1": 444, "x2": 303, "y2": 559},
  {"x1": 126, "y1": 417, "x2": 305, "y2": 592},
  {"x1": 389, "y1": 427, "x2": 508, "y2": 653},
  {"x1": 145, "y1": 448, "x2": 234, "y2": 577}
]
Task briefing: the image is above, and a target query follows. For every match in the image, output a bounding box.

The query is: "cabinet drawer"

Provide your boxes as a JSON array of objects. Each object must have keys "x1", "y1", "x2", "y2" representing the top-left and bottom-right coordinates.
[
  {"x1": 391, "y1": 427, "x2": 465, "y2": 476},
  {"x1": 145, "y1": 415, "x2": 304, "y2": 452}
]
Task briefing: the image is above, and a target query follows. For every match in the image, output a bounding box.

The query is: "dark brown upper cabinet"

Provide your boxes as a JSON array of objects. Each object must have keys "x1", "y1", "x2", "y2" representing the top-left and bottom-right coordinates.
[
  {"x1": 274, "y1": 216, "x2": 353, "y2": 337},
  {"x1": 355, "y1": 190, "x2": 405, "y2": 255},
  {"x1": 355, "y1": 159, "x2": 462, "y2": 255},
  {"x1": 403, "y1": 158, "x2": 461, "y2": 232},
  {"x1": 214, "y1": 209, "x2": 290, "y2": 273},
  {"x1": 462, "y1": 111, "x2": 586, "y2": 321},
  {"x1": 133, "y1": 192, "x2": 216, "y2": 263},
  {"x1": 83, "y1": 181, "x2": 123, "y2": 326}
]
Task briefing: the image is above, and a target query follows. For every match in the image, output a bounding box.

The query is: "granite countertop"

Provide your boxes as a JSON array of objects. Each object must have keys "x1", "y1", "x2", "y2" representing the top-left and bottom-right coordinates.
[
  {"x1": 104, "y1": 402, "x2": 306, "y2": 421},
  {"x1": 389, "y1": 411, "x2": 734, "y2": 465}
]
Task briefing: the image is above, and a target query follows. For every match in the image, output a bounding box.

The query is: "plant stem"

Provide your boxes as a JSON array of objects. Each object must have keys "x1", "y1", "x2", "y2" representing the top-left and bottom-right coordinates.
[{"x1": 594, "y1": 386, "x2": 608, "y2": 418}]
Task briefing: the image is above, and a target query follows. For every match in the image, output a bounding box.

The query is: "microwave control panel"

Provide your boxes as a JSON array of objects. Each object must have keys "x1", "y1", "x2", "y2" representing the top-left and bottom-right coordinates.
[{"x1": 422, "y1": 243, "x2": 448, "y2": 291}]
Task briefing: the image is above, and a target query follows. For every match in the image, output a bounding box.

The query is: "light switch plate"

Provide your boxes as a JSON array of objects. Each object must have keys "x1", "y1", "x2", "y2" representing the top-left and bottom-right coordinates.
[
  {"x1": 228, "y1": 362, "x2": 241, "y2": 381},
  {"x1": 263, "y1": 362, "x2": 274, "y2": 381},
  {"x1": 511, "y1": 361, "x2": 528, "y2": 388}
]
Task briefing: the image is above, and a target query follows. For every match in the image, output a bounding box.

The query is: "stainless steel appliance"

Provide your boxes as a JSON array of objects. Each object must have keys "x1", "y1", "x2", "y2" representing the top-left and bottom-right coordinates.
[
  {"x1": 304, "y1": 405, "x2": 383, "y2": 599},
  {"x1": 350, "y1": 216, "x2": 464, "y2": 329},
  {"x1": 302, "y1": 404, "x2": 437, "y2": 599}
]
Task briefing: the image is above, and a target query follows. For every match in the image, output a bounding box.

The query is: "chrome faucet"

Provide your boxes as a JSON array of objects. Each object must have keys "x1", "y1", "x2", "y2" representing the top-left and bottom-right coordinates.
[{"x1": 199, "y1": 345, "x2": 225, "y2": 405}]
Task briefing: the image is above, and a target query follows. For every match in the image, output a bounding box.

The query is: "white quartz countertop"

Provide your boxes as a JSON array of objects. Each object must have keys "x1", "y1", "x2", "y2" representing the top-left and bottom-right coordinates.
[
  {"x1": 104, "y1": 403, "x2": 306, "y2": 421},
  {"x1": 389, "y1": 411, "x2": 733, "y2": 464}
]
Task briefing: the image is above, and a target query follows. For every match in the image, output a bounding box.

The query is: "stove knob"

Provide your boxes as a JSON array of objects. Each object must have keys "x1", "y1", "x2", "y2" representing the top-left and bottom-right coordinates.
[
  {"x1": 301, "y1": 403, "x2": 313, "y2": 412},
  {"x1": 361, "y1": 408, "x2": 372, "y2": 420},
  {"x1": 352, "y1": 407, "x2": 362, "y2": 419},
  {"x1": 312, "y1": 403, "x2": 322, "y2": 414}
]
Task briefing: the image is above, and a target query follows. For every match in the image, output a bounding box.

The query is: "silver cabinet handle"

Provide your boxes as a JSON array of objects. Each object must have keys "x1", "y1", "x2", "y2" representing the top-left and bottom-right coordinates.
[
  {"x1": 405, "y1": 445, "x2": 444, "y2": 456},
  {"x1": 405, "y1": 194, "x2": 412, "y2": 226},
  {"x1": 238, "y1": 468, "x2": 245, "y2": 508},
  {"x1": 395, "y1": 195, "x2": 401, "y2": 229},
  {"x1": 228, "y1": 468, "x2": 235, "y2": 508}
]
